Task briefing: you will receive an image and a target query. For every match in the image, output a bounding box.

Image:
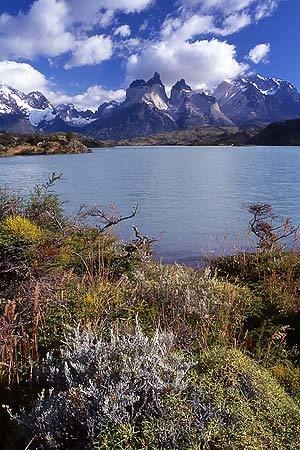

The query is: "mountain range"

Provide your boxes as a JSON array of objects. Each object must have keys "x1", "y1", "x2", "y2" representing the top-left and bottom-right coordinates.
[{"x1": 0, "y1": 72, "x2": 300, "y2": 139}]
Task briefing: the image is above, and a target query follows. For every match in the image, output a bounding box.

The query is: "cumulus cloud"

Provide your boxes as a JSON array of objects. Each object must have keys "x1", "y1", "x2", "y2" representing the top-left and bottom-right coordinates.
[
  {"x1": 114, "y1": 25, "x2": 131, "y2": 37},
  {"x1": 48, "y1": 85, "x2": 126, "y2": 111},
  {"x1": 127, "y1": 38, "x2": 247, "y2": 90},
  {"x1": 0, "y1": 0, "x2": 153, "y2": 64},
  {"x1": 177, "y1": 0, "x2": 280, "y2": 32},
  {"x1": 161, "y1": 15, "x2": 214, "y2": 40},
  {"x1": 65, "y1": 35, "x2": 113, "y2": 69},
  {"x1": 126, "y1": 0, "x2": 281, "y2": 89},
  {"x1": 0, "y1": 0, "x2": 74, "y2": 59},
  {"x1": 0, "y1": 61, "x2": 50, "y2": 92},
  {"x1": 247, "y1": 43, "x2": 270, "y2": 63}
]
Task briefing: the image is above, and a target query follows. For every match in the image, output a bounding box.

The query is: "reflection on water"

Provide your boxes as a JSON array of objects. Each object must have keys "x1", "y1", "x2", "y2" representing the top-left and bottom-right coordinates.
[{"x1": 1, "y1": 146, "x2": 300, "y2": 264}]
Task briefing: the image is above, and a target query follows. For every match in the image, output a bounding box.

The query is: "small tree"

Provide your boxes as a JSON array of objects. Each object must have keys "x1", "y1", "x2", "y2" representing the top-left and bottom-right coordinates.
[{"x1": 249, "y1": 203, "x2": 298, "y2": 251}]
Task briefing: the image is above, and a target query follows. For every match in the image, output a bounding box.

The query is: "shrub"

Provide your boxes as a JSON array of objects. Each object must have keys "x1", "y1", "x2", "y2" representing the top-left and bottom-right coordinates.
[
  {"x1": 125, "y1": 263, "x2": 253, "y2": 347},
  {"x1": 194, "y1": 347, "x2": 300, "y2": 450},
  {"x1": 11, "y1": 331, "x2": 300, "y2": 450},
  {"x1": 97, "y1": 348, "x2": 300, "y2": 450},
  {"x1": 13, "y1": 328, "x2": 191, "y2": 450},
  {"x1": 1, "y1": 215, "x2": 43, "y2": 244}
]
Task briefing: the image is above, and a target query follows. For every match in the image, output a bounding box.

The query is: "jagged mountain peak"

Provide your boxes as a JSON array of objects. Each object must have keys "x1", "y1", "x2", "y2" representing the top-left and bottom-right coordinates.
[
  {"x1": 170, "y1": 78, "x2": 193, "y2": 109},
  {"x1": 172, "y1": 79, "x2": 192, "y2": 92},
  {"x1": 129, "y1": 79, "x2": 146, "y2": 88},
  {"x1": 145, "y1": 72, "x2": 164, "y2": 87},
  {"x1": 125, "y1": 72, "x2": 168, "y2": 110}
]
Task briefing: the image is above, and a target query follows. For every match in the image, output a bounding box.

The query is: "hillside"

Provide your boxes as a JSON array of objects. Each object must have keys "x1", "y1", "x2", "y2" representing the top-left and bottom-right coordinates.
[
  {"x1": 116, "y1": 126, "x2": 258, "y2": 146},
  {"x1": 0, "y1": 132, "x2": 112, "y2": 156},
  {"x1": 249, "y1": 118, "x2": 300, "y2": 145},
  {"x1": 117, "y1": 119, "x2": 300, "y2": 147}
]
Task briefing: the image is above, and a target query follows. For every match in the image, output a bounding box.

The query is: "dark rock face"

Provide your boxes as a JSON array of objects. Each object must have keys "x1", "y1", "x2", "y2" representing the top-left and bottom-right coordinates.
[
  {"x1": 37, "y1": 116, "x2": 74, "y2": 133},
  {"x1": 169, "y1": 79, "x2": 193, "y2": 108},
  {"x1": 83, "y1": 73, "x2": 175, "y2": 139},
  {"x1": 94, "y1": 101, "x2": 120, "y2": 119},
  {"x1": 169, "y1": 79, "x2": 233, "y2": 127},
  {"x1": 124, "y1": 73, "x2": 169, "y2": 110},
  {"x1": 84, "y1": 102, "x2": 177, "y2": 140},
  {"x1": 0, "y1": 114, "x2": 34, "y2": 134},
  {"x1": 145, "y1": 72, "x2": 164, "y2": 87}
]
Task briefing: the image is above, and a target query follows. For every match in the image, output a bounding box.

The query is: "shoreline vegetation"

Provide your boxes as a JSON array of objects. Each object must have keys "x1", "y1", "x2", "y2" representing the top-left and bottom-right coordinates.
[
  {"x1": 0, "y1": 132, "x2": 112, "y2": 157},
  {"x1": 1, "y1": 119, "x2": 300, "y2": 156},
  {"x1": 0, "y1": 176, "x2": 299, "y2": 449}
]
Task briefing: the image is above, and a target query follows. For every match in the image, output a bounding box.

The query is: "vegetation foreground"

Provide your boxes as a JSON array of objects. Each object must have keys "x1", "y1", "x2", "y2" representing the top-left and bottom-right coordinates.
[{"x1": 0, "y1": 176, "x2": 299, "y2": 450}]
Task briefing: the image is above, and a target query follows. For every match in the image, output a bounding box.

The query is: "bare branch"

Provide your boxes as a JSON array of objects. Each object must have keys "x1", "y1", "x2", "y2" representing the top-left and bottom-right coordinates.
[
  {"x1": 248, "y1": 203, "x2": 298, "y2": 251},
  {"x1": 75, "y1": 204, "x2": 139, "y2": 233}
]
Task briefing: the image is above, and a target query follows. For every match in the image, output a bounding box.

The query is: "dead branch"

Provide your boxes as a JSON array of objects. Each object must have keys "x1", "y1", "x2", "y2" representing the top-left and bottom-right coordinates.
[
  {"x1": 75, "y1": 204, "x2": 139, "y2": 233},
  {"x1": 249, "y1": 203, "x2": 299, "y2": 251}
]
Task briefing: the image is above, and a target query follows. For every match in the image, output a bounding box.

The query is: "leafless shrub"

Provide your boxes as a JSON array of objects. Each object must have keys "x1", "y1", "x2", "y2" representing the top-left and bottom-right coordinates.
[{"x1": 249, "y1": 203, "x2": 298, "y2": 251}]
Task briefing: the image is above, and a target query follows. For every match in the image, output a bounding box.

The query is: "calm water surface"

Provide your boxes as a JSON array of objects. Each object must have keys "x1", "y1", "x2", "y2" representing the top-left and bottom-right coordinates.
[{"x1": 1, "y1": 146, "x2": 300, "y2": 264}]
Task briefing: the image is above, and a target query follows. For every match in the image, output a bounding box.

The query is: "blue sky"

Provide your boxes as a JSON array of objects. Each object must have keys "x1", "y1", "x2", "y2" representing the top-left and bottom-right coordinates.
[{"x1": 0, "y1": 0, "x2": 299, "y2": 110}]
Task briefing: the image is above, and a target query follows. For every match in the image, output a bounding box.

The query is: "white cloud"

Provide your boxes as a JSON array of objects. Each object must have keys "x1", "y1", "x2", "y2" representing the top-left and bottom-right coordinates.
[
  {"x1": 161, "y1": 12, "x2": 251, "y2": 40},
  {"x1": 65, "y1": 35, "x2": 113, "y2": 69},
  {"x1": 127, "y1": 38, "x2": 247, "y2": 90},
  {"x1": 128, "y1": 0, "x2": 280, "y2": 91},
  {"x1": 114, "y1": 25, "x2": 131, "y2": 37},
  {"x1": 179, "y1": 0, "x2": 279, "y2": 16},
  {"x1": 0, "y1": 0, "x2": 153, "y2": 65},
  {"x1": 162, "y1": 15, "x2": 215, "y2": 40},
  {"x1": 248, "y1": 43, "x2": 270, "y2": 63},
  {"x1": 0, "y1": 61, "x2": 50, "y2": 92},
  {"x1": 255, "y1": 0, "x2": 279, "y2": 19},
  {"x1": 0, "y1": 0, "x2": 74, "y2": 59},
  {"x1": 220, "y1": 12, "x2": 251, "y2": 35},
  {"x1": 177, "y1": 0, "x2": 280, "y2": 31},
  {"x1": 48, "y1": 85, "x2": 126, "y2": 111},
  {"x1": 66, "y1": 0, "x2": 153, "y2": 24}
]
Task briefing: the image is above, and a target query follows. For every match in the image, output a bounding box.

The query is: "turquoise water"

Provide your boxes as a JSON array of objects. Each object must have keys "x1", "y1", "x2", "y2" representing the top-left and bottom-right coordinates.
[{"x1": 1, "y1": 146, "x2": 300, "y2": 264}]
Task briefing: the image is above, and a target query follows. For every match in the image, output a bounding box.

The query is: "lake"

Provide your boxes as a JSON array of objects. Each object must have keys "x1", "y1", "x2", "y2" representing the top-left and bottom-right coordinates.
[{"x1": 1, "y1": 145, "x2": 300, "y2": 264}]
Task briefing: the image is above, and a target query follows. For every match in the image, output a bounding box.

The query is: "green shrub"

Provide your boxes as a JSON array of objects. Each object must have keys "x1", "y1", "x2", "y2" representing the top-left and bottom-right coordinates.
[{"x1": 95, "y1": 346, "x2": 300, "y2": 450}]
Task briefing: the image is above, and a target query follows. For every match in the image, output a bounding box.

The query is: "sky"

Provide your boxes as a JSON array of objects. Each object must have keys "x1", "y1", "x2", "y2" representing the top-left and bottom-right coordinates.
[{"x1": 0, "y1": 0, "x2": 299, "y2": 111}]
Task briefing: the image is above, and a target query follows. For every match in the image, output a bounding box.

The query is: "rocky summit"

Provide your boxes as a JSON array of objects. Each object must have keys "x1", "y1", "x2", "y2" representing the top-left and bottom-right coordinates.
[{"x1": 0, "y1": 73, "x2": 300, "y2": 139}]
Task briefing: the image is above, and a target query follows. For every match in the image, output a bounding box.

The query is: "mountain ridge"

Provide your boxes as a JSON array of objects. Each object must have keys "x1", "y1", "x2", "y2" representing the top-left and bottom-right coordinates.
[{"x1": 0, "y1": 72, "x2": 299, "y2": 139}]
